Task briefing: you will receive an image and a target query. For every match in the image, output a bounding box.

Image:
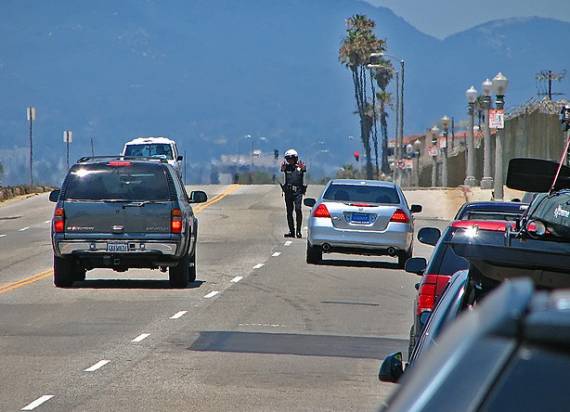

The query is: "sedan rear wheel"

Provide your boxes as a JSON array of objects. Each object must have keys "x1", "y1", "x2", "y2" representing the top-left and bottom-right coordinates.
[
  {"x1": 306, "y1": 242, "x2": 322, "y2": 264},
  {"x1": 397, "y1": 248, "x2": 412, "y2": 269}
]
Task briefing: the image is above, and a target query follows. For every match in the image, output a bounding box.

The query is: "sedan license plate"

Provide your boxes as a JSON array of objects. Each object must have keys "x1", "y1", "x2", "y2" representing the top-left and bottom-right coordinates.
[
  {"x1": 351, "y1": 212, "x2": 370, "y2": 224},
  {"x1": 107, "y1": 242, "x2": 128, "y2": 252}
]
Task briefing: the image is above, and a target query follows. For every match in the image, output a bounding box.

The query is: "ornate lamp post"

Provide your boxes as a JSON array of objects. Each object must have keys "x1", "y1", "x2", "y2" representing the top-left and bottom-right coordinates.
[
  {"x1": 480, "y1": 79, "x2": 494, "y2": 189},
  {"x1": 464, "y1": 86, "x2": 478, "y2": 186},
  {"x1": 492, "y1": 72, "x2": 508, "y2": 200},
  {"x1": 431, "y1": 125, "x2": 440, "y2": 187},
  {"x1": 440, "y1": 115, "x2": 450, "y2": 187},
  {"x1": 413, "y1": 138, "x2": 422, "y2": 186}
]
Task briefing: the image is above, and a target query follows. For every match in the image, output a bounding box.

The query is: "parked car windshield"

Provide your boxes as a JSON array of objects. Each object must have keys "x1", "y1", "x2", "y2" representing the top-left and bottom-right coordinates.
[
  {"x1": 323, "y1": 184, "x2": 400, "y2": 204},
  {"x1": 64, "y1": 163, "x2": 171, "y2": 201},
  {"x1": 124, "y1": 143, "x2": 173, "y2": 160}
]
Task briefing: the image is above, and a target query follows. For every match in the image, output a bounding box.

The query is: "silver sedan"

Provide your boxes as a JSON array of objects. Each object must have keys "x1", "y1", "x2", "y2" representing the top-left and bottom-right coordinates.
[{"x1": 304, "y1": 179, "x2": 422, "y2": 267}]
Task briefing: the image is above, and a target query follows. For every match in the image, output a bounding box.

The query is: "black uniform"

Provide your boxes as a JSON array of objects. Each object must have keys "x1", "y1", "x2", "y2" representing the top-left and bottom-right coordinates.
[{"x1": 282, "y1": 161, "x2": 306, "y2": 237}]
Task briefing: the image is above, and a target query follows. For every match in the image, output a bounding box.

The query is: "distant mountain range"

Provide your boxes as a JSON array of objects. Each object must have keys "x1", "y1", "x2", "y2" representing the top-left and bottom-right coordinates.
[{"x1": 0, "y1": 0, "x2": 568, "y2": 184}]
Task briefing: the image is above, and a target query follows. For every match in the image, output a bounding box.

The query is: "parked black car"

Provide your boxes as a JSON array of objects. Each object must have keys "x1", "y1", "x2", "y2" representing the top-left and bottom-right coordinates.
[
  {"x1": 49, "y1": 156, "x2": 207, "y2": 288},
  {"x1": 379, "y1": 278, "x2": 570, "y2": 411}
]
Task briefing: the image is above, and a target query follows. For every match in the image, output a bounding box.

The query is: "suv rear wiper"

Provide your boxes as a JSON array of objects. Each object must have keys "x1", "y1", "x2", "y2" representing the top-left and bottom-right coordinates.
[{"x1": 122, "y1": 200, "x2": 168, "y2": 208}]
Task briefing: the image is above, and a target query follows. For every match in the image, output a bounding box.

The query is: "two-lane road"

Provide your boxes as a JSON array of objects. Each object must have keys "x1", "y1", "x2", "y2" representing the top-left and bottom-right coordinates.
[{"x1": 0, "y1": 185, "x2": 443, "y2": 411}]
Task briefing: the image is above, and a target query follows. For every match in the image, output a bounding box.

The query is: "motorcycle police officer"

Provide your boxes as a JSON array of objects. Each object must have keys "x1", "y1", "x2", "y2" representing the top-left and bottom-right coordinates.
[{"x1": 281, "y1": 149, "x2": 307, "y2": 238}]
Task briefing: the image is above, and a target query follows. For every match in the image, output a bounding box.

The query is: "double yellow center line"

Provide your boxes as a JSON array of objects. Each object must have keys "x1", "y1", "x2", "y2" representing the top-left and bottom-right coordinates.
[{"x1": 0, "y1": 184, "x2": 240, "y2": 295}]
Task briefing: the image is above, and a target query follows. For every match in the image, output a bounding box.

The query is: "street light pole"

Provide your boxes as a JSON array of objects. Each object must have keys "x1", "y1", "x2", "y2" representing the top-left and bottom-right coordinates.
[
  {"x1": 441, "y1": 116, "x2": 450, "y2": 187},
  {"x1": 398, "y1": 59, "x2": 405, "y2": 186},
  {"x1": 64, "y1": 130, "x2": 73, "y2": 169},
  {"x1": 464, "y1": 86, "x2": 478, "y2": 187},
  {"x1": 480, "y1": 79, "x2": 494, "y2": 189},
  {"x1": 431, "y1": 126, "x2": 439, "y2": 187},
  {"x1": 26, "y1": 107, "x2": 36, "y2": 186},
  {"x1": 413, "y1": 138, "x2": 421, "y2": 186},
  {"x1": 492, "y1": 72, "x2": 509, "y2": 200}
]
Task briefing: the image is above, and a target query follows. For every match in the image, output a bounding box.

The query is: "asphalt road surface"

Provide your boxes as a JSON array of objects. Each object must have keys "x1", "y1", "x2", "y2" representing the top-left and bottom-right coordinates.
[{"x1": 0, "y1": 185, "x2": 445, "y2": 411}]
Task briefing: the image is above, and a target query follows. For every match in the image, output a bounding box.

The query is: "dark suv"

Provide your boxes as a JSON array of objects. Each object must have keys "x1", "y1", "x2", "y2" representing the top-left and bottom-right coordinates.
[{"x1": 49, "y1": 156, "x2": 207, "y2": 288}]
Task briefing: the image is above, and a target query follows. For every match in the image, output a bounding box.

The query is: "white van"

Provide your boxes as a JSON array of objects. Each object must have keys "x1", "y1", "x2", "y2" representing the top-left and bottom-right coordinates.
[{"x1": 122, "y1": 137, "x2": 183, "y2": 176}]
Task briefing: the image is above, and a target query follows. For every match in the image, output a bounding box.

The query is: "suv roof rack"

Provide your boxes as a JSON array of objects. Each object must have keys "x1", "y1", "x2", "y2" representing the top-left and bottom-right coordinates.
[{"x1": 77, "y1": 156, "x2": 169, "y2": 164}]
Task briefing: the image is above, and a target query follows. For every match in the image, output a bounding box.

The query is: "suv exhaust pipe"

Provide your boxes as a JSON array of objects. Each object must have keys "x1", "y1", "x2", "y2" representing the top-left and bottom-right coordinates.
[
  {"x1": 322, "y1": 243, "x2": 332, "y2": 252},
  {"x1": 387, "y1": 247, "x2": 397, "y2": 256}
]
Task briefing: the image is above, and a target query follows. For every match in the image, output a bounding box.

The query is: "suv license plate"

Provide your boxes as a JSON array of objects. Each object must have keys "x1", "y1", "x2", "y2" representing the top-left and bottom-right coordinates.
[
  {"x1": 107, "y1": 242, "x2": 128, "y2": 252},
  {"x1": 351, "y1": 213, "x2": 370, "y2": 223}
]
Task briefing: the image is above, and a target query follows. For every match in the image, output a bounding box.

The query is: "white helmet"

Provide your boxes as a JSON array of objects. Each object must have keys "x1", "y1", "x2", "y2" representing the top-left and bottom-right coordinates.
[{"x1": 284, "y1": 149, "x2": 298, "y2": 159}]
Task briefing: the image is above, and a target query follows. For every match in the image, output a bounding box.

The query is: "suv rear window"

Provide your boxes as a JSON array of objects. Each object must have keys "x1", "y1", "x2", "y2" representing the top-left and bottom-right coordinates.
[
  {"x1": 64, "y1": 163, "x2": 171, "y2": 201},
  {"x1": 124, "y1": 143, "x2": 173, "y2": 160},
  {"x1": 323, "y1": 184, "x2": 400, "y2": 204}
]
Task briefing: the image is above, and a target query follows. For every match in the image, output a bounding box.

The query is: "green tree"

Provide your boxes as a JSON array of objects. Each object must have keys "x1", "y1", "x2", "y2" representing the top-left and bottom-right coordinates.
[{"x1": 339, "y1": 15, "x2": 385, "y2": 179}]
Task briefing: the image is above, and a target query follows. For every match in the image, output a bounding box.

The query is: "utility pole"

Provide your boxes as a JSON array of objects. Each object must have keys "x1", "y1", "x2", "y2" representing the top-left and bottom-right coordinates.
[
  {"x1": 26, "y1": 107, "x2": 36, "y2": 186},
  {"x1": 536, "y1": 69, "x2": 566, "y2": 100},
  {"x1": 398, "y1": 59, "x2": 405, "y2": 185},
  {"x1": 393, "y1": 71, "x2": 400, "y2": 182},
  {"x1": 90, "y1": 137, "x2": 95, "y2": 157},
  {"x1": 64, "y1": 130, "x2": 73, "y2": 169}
]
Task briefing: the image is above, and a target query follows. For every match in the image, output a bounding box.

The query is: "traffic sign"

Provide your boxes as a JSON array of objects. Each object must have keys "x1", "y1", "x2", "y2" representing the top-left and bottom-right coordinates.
[
  {"x1": 489, "y1": 109, "x2": 505, "y2": 129},
  {"x1": 63, "y1": 130, "x2": 73, "y2": 143}
]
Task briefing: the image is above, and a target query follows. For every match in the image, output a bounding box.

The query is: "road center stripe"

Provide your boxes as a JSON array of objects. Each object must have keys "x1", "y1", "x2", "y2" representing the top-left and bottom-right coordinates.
[
  {"x1": 230, "y1": 276, "x2": 243, "y2": 283},
  {"x1": 131, "y1": 333, "x2": 151, "y2": 343},
  {"x1": 170, "y1": 310, "x2": 188, "y2": 319},
  {"x1": 84, "y1": 360, "x2": 110, "y2": 372},
  {"x1": 21, "y1": 395, "x2": 54, "y2": 410},
  {"x1": 204, "y1": 291, "x2": 219, "y2": 298}
]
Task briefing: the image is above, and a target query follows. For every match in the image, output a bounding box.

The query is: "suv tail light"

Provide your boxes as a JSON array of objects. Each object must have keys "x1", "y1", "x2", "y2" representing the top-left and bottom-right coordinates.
[
  {"x1": 53, "y1": 207, "x2": 65, "y2": 233},
  {"x1": 107, "y1": 161, "x2": 132, "y2": 167},
  {"x1": 171, "y1": 208, "x2": 183, "y2": 233},
  {"x1": 312, "y1": 203, "x2": 331, "y2": 218},
  {"x1": 390, "y1": 209, "x2": 409, "y2": 224},
  {"x1": 417, "y1": 274, "x2": 451, "y2": 316}
]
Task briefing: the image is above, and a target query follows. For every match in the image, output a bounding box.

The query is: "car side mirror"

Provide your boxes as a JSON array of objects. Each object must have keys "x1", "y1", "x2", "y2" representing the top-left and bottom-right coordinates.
[
  {"x1": 49, "y1": 189, "x2": 60, "y2": 202},
  {"x1": 189, "y1": 190, "x2": 207, "y2": 203},
  {"x1": 405, "y1": 257, "x2": 427, "y2": 276},
  {"x1": 177, "y1": 155, "x2": 183, "y2": 161},
  {"x1": 304, "y1": 198, "x2": 316, "y2": 207},
  {"x1": 410, "y1": 204, "x2": 422, "y2": 214},
  {"x1": 379, "y1": 352, "x2": 404, "y2": 383},
  {"x1": 418, "y1": 227, "x2": 441, "y2": 246}
]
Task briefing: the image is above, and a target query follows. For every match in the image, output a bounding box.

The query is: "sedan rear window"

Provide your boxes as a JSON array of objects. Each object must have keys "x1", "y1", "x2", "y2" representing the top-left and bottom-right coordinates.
[
  {"x1": 323, "y1": 184, "x2": 400, "y2": 204},
  {"x1": 64, "y1": 163, "x2": 170, "y2": 201}
]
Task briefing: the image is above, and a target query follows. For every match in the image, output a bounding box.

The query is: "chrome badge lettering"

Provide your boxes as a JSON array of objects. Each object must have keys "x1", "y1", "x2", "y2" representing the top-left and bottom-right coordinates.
[{"x1": 554, "y1": 205, "x2": 570, "y2": 218}]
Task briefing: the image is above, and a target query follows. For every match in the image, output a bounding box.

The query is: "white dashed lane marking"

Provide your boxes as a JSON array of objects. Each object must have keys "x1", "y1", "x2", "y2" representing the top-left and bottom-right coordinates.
[
  {"x1": 284, "y1": 241, "x2": 292, "y2": 246},
  {"x1": 21, "y1": 395, "x2": 54, "y2": 410},
  {"x1": 44, "y1": 220, "x2": 51, "y2": 224},
  {"x1": 272, "y1": 252, "x2": 281, "y2": 257},
  {"x1": 0, "y1": 234, "x2": 6, "y2": 238},
  {"x1": 19, "y1": 226, "x2": 30, "y2": 231},
  {"x1": 170, "y1": 311, "x2": 187, "y2": 319},
  {"x1": 204, "y1": 291, "x2": 219, "y2": 299},
  {"x1": 131, "y1": 333, "x2": 150, "y2": 343},
  {"x1": 231, "y1": 276, "x2": 243, "y2": 283},
  {"x1": 84, "y1": 360, "x2": 110, "y2": 372},
  {"x1": 253, "y1": 263, "x2": 264, "y2": 269}
]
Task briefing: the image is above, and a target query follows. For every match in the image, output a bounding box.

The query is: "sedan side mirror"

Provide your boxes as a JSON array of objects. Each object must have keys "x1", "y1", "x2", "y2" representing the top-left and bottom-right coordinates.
[
  {"x1": 189, "y1": 190, "x2": 208, "y2": 203},
  {"x1": 405, "y1": 257, "x2": 427, "y2": 276},
  {"x1": 177, "y1": 155, "x2": 183, "y2": 161},
  {"x1": 379, "y1": 352, "x2": 404, "y2": 383},
  {"x1": 49, "y1": 189, "x2": 60, "y2": 203},
  {"x1": 410, "y1": 204, "x2": 422, "y2": 214},
  {"x1": 418, "y1": 227, "x2": 441, "y2": 246},
  {"x1": 304, "y1": 198, "x2": 316, "y2": 207}
]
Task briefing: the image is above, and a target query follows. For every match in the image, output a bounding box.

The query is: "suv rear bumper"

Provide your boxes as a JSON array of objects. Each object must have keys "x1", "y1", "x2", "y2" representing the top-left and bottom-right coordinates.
[{"x1": 55, "y1": 240, "x2": 179, "y2": 257}]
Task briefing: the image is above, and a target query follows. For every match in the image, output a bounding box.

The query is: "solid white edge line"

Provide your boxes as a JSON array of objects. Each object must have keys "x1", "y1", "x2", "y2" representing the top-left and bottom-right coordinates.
[
  {"x1": 230, "y1": 276, "x2": 243, "y2": 283},
  {"x1": 21, "y1": 395, "x2": 54, "y2": 411},
  {"x1": 84, "y1": 359, "x2": 111, "y2": 372},
  {"x1": 253, "y1": 263, "x2": 264, "y2": 269},
  {"x1": 204, "y1": 291, "x2": 219, "y2": 299},
  {"x1": 131, "y1": 333, "x2": 151, "y2": 343},
  {"x1": 170, "y1": 310, "x2": 188, "y2": 319},
  {"x1": 272, "y1": 252, "x2": 281, "y2": 257},
  {"x1": 19, "y1": 226, "x2": 30, "y2": 231}
]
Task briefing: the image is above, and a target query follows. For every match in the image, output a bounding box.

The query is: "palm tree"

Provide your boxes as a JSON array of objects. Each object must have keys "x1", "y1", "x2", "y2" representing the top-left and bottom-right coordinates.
[
  {"x1": 370, "y1": 63, "x2": 394, "y2": 174},
  {"x1": 339, "y1": 15, "x2": 385, "y2": 179}
]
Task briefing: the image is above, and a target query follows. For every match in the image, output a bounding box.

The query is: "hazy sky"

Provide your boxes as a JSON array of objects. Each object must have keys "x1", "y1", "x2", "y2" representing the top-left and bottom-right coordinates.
[{"x1": 365, "y1": 0, "x2": 570, "y2": 38}]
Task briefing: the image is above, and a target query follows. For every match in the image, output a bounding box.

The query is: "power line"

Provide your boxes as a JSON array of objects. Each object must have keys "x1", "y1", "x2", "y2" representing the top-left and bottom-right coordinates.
[{"x1": 536, "y1": 69, "x2": 566, "y2": 99}]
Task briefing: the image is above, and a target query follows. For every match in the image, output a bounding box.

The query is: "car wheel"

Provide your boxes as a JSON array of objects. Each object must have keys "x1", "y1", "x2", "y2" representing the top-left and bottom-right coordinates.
[
  {"x1": 408, "y1": 324, "x2": 416, "y2": 360},
  {"x1": 169, "y1": 254, "x2": 190, "y2": 288},
  {"x1": 306, "y1": 242, "x2": 322, "y2": 264},
  {"x1": 397, "y1": 248, "x2": 412, "y2": 269},
  {"x1": 74, "y1": 263, "x2": 86, "y2": 282},
  {"x1": 188, "y1": 252, "x2": 197, "y2": 283},
  {"x1": 54, "y1": 256, "x2": 75, "y2": 288}
]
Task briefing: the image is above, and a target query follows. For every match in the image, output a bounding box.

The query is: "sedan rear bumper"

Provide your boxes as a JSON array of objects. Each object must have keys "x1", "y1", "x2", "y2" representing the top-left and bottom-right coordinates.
[{"x1": 308, "y1": 219, "x2": 413, "y2": 252}]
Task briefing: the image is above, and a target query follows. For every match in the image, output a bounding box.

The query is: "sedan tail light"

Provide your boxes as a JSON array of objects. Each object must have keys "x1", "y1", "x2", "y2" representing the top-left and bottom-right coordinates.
[
  {"x1": 390, "y1": 209, "x2": 409, "y2": 224},
  {"x1": 171, "y1": 208, "x2": 183, "y2": 233},
  {"x1": 417, "y1": 274, "x2": 451, "y2": 316},
  {"x1": 312, "y1": 203, "x2": 331, "y2": 218},
  {"x1": 53, "y1": 207, "x2": 65, "y2": 233}
]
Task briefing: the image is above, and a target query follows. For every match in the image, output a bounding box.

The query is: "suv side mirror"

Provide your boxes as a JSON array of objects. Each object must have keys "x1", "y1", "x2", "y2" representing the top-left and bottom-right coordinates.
[
  {"x1": 379, "y1": 352, "x2": 404, "y2": 383},
  {"x1": 410, "y1": 204, "x2": 422, "y2": 214},
  {"x1": 177, "y1": 155, "x2": 183, "y2": 161},
  {"x1": 49, "y1": 190, "x2": 60, "y2": 203},
  {"x1": 189, "y1": 190, "x2": 207, "y2": 203},
  {"x1": 418, "y1": 227, "x2": 441, "y2": 246},
  {"x1": 405, "y1": 257, "x2": 427, "y2": 275},
  {"x1": 304, "y1": 198, "x2": 316, "y2": 207}
]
